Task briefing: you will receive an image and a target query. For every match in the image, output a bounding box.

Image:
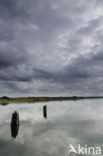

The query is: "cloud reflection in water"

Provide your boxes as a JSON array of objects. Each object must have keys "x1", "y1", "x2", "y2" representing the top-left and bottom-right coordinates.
[{"x1": 0, "y1": 100, "x2": 103, "y2": 155}]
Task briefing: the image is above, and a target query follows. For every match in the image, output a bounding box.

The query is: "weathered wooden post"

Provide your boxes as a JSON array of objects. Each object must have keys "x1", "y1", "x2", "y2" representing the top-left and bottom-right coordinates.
[
  {"x1": 43, "y1": 105, "x2": 47, "y2": 119},
  {"x1": 11, "y1": 111, "x2": 19, "y2": 138}
]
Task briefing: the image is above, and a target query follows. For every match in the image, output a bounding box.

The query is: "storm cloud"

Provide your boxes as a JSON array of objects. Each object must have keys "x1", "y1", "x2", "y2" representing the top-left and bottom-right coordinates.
[{"x1": 0, "y1": 0, "x2": 103, "y2": 96}]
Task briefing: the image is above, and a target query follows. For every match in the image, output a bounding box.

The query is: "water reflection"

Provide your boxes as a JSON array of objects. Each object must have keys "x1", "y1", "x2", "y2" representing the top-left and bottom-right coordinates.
[
  {"x1": 0, "y1": 102, "x2": 9, "y2": 106},
  {"x1": 0, "y1": 100, "x2": 103, "y2": 156},
  {"x1": 11, "y1": 111, "x2": 19, "y2": 138},
  {"x1": 11, "y1": 123, "x2": 19, "y2": 138},
  {"x1": 43, "y1": 105, "x2": 47, "y2": 119}
]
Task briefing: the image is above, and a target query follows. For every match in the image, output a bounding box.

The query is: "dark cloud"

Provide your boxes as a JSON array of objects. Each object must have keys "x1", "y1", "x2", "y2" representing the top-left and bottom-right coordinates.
[
  {"x1": 0, "y1": 0, "x2": 29, "y2": 19},
  {"x1": 0, "y1": 0, "x2": 103, "y2": 96}
]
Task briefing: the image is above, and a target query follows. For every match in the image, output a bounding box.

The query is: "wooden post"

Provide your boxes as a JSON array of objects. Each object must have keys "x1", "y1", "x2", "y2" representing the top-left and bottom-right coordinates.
[
  {"x1": 43, "y1": 105, "x2": 47, "y2": 119},
  {"x1": 11, "y1": 111, "x2": 19, "y2": 138}
]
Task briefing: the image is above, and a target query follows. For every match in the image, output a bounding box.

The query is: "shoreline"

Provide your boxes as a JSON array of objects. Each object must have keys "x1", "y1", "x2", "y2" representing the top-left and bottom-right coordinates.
[{"x1": 0, "y1": 96, "x2": 103, "y2": 103}]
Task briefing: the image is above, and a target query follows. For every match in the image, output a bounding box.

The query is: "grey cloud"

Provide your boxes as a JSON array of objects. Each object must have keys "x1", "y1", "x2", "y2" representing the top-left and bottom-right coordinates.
[
  {"x1": 0, "y1": 0, "x2": 103, "y2": 96},
  {"x1": 0, "y1": 0, "x2": 29, "y2": 19},
  {"x1": 77, "y1": 16, "x2": 103, "y2": 35},
  {"x1": 0, "y1": 47, "x2": 27, "y2": 69}
]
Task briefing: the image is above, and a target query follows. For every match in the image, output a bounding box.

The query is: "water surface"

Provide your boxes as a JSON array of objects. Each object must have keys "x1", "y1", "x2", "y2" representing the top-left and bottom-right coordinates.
[{"x1": 0, "y1": 99, "x2": 103, "y2": 156}]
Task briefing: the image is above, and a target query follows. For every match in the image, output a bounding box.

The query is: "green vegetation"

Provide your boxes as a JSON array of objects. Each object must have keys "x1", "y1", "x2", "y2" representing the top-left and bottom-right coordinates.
[{"x1": 0, "y1": 96, "x2": 103, "y2": 104}]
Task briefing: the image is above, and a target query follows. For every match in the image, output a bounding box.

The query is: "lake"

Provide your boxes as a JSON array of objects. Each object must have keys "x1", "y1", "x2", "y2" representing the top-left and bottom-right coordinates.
[{"x1": 0, "y1": 99, "x2": 103, "y2": 156}]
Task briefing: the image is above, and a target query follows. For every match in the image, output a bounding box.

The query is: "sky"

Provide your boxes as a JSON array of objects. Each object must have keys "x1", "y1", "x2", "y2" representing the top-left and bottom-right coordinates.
[{"x1": 0, "y1": 0, "x2": 103, "y2": 97}]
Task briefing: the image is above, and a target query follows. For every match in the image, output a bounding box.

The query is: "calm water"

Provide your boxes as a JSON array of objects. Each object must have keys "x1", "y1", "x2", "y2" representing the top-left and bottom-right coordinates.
[{"x1": 0, "y1": 99, "x2": 103, "y2": 156}]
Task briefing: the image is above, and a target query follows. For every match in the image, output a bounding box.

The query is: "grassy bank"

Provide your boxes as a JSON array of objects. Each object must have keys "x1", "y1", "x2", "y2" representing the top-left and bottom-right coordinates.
[{"x1": 0, "y1": 96, "x2": 103, "y2": 104}]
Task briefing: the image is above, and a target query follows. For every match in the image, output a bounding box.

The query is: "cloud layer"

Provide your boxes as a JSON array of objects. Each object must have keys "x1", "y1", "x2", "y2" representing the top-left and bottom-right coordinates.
[{"x1": 0, "y1": 0, "x2": 103, "y2": 96}]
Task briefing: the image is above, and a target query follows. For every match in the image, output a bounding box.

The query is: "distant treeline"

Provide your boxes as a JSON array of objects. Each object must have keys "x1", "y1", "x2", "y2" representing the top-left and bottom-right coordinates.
[{"x1": 0, "y1": 96, "x2": 103, "y2": 103}]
